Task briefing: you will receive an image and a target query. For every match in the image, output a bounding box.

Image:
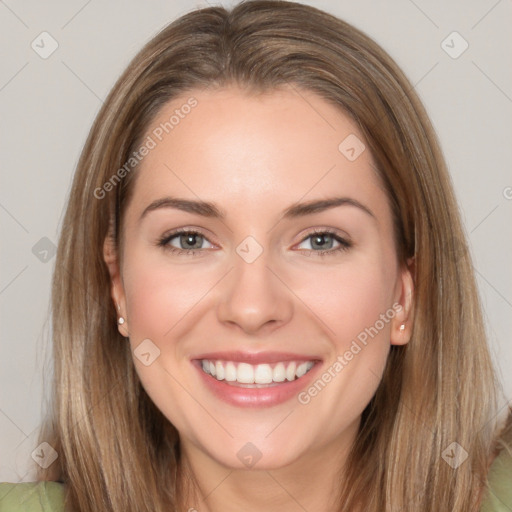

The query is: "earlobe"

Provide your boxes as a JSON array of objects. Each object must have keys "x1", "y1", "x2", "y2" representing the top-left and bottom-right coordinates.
[{"x1": 390, "y1": 259, "x2": 415, "y2": 346}]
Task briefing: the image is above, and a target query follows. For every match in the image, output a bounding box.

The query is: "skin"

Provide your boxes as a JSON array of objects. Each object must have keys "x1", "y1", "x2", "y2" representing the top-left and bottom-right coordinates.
[{"x1": 104, "y1": 84, "x2": 414, "y2": 512}]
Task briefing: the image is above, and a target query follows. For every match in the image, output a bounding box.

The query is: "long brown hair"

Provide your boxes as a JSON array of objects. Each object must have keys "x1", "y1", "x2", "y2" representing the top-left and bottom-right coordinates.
[{"x1": 36, "y1": 1, "x2": 509, "y2": 510}]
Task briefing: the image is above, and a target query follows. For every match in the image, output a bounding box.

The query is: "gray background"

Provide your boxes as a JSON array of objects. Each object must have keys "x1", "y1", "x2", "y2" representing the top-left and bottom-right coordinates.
[{"x1": 1, "y1": 0, "x2": 511, "y2": 482}]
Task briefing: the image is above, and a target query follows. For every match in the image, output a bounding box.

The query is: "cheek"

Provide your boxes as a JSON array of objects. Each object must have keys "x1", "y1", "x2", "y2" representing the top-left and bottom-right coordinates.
[
  {"x1": 318, "y1": 261, "x2": 396, "y2": 406},
  {"x1": 293, "y1": 259, "x2": 394, "y2": 346},
  {"x1": 299, "y1": 263, "x2": 394, "y2": 431},
  {"x1": 123, "y1": 255, "x2": 213, "y2": 340},
  {"x1": 120, "y1": 257, "x2": 207, "y2": 430}
]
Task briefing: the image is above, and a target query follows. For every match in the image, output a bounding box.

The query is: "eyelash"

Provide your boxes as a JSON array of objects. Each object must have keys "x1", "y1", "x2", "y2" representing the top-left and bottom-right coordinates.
[{"x1": 156, "y1": 228, "x2": 352, "y2": 258}]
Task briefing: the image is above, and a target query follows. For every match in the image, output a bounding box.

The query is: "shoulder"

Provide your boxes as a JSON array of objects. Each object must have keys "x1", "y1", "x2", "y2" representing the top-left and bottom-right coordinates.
[
  {"x1": 480, "y1": 438, "x2": 512, "y2": 511},
  {"x1": 0, "y1": 481, "x2": 66, "y2": 512}
]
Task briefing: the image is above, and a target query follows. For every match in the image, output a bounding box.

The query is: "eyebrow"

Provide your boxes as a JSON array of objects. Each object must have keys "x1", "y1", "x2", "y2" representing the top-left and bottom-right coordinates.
[{"x1": 138, "y1": 196, "x2": 375, "y2": 223}]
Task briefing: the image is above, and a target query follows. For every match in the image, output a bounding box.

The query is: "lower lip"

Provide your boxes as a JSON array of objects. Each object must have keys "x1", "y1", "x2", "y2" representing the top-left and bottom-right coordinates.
[{"x1": 193, "y1": 361, "x2": 321, "y2": 407}]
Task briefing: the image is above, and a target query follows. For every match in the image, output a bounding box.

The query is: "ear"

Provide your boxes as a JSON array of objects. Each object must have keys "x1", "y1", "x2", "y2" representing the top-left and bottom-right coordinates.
[
  {"x1": 390, "y1": 257, "x2": 414, "y2": 346},
  {"x1": 103, "y1": 235, "x2": 129, "y2": 337}
]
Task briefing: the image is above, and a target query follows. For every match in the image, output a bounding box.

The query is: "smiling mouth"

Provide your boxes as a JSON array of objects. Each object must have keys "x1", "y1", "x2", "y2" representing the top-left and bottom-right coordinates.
[{"x1": 199, "y1": 359, "x2": 316, "y2": 387}]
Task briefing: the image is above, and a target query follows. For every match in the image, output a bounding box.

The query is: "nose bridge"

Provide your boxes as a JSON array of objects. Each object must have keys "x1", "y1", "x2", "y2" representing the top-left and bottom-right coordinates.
[{"x1": 216, "y1": 241, "x2": 294, "y2": 334}]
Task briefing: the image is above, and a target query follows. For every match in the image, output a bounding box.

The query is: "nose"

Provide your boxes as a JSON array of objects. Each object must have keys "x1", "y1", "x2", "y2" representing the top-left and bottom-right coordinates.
[{"x1": 216, "y1": 249, "x2": 294, "y2": 335}]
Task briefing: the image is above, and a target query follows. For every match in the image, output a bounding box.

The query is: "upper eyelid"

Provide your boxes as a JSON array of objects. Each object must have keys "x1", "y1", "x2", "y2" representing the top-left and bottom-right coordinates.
[{"x1": 160, "y1": 227, "x2": 215, "y2": 241}]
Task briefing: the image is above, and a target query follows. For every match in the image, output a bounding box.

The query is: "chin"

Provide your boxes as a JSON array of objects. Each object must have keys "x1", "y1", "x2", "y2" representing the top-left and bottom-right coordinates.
[{"x1": 198, "y1": 435, "x2": 312, "y2": 471}]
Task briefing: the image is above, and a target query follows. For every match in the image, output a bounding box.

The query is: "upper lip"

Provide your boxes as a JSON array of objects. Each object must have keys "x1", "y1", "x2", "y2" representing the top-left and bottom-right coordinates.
[{"x1": 192, "y1": 351, "x2": 322, "y2": 365}]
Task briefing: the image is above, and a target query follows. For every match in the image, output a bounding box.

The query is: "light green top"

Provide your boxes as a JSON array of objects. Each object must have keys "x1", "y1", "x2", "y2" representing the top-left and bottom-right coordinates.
[
  {"x1": 0, "y1": 481, "x2": 65, "y2": 511},
  {"x1": 480, "y1": 442, "x2": 512, "y2": 512},
  {"x1": 1, "y1": 447, "x2": 511, "y2": 511}
]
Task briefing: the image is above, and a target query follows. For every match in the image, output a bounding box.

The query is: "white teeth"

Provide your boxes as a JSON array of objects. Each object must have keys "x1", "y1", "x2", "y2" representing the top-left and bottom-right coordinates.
[
  {"x1": 273, "y1": 362, "x2": 286, "y2": 382},
  {"x1": 215, "y1": 361, "x2": 225, "y2": 380},
  {"x1": 225, "y1": 361, "x2": 237, "y2": 381},
  {"x1": 296, "y1": 362, "x2": 309, "y2": 378},
  {"x1": 254, "y1": 364, "x2": 273, "y2": 384},
  {"x1": 200, "y1": 359, "x2": 316, "y2": 384},
  {"x1": 237, "y1": 363, "x2": 254, "y2": 384},
  {"x1": 285, "y1": 362, "x2": 296, "y2": 381}
]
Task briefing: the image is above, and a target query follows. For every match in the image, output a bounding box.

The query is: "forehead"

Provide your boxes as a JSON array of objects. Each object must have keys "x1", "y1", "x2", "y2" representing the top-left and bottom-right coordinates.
[{"x1": 126, "y1": 85, "x2": 387, "y2": 221}]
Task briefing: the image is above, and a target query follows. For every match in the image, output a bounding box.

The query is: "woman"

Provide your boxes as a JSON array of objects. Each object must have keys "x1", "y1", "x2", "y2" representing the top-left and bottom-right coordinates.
[{"x1": 1, "y1": 1, "x2": 511, "y2": 510}]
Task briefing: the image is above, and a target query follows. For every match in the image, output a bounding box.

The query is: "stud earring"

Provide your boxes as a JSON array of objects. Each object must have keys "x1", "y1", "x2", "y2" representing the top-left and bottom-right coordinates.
[
  {"x1": 399, "y1": 324, "x2": 405, "y2": 332},
  {"x1": 115, "y1": 303, "x2": 125, "y2": 325}
]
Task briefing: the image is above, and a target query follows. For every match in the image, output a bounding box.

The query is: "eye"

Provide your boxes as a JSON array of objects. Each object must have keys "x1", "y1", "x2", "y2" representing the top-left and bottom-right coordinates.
[
  {"x1": 156, "y1": 228, "x2": 352, "y2": 257},
  {"x1": 296, "y1": 230, "x2": 352, "y2": 257},
  {"x1": 157, "y1": 229, "x2": 214, "y2": 255}
]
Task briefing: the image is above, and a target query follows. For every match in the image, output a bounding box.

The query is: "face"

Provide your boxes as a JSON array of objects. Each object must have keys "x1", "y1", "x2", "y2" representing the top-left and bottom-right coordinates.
[{"x1": 104, "y1": 85, "x2": 413, "y2": 472}]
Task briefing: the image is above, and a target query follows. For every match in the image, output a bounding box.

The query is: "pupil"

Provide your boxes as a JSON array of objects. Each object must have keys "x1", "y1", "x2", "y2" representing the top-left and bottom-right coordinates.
[
  {"x1": 181, "y1": 233, "x2": 201, "y2": 249},
  {"x1": 312, "y1": 234, "x2": 332, "y2": 250}
]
